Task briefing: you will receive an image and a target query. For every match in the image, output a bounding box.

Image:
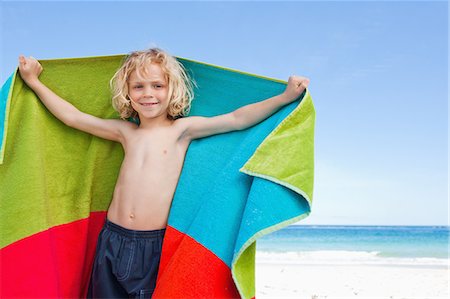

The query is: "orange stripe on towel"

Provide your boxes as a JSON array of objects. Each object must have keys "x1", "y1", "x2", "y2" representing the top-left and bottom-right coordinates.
[{"x1": 154, "y1": 225, "x2": 240, "y2": 298}]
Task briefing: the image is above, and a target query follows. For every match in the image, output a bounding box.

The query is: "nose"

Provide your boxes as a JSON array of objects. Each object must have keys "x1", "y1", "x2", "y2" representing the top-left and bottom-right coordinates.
[{"x1": 143, "y1": 86, "x2": 154, "y2": 98}]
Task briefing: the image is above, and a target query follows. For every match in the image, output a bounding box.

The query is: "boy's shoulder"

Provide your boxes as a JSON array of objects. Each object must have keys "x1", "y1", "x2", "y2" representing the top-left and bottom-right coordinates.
[
  {"x1": 173, "y1": 116, "x2": 202, "y2": 141},
  {"x1": 175, "y1": 115, "x2": 204, "y2": 123},
  {"x1": 118, "y1": 118, "x2": 139, "y2": 130},
  {"x1": 173, "y1": 116, "x2": 190, "y2": 131},
  {"x1": 173, "y1": 115, "x2": 205, "y2": 130},
  {"x1": 111, "y1": 118, "x2": 138, "y2": 138}
]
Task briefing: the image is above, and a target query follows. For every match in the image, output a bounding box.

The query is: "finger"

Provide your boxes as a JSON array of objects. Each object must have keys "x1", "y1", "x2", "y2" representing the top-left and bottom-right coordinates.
[{"x1": 19, "y1": 55, "x2": 26, "y2": 64}]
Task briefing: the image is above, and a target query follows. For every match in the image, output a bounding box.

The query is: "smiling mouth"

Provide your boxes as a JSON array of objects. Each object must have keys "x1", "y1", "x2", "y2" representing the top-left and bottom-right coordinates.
[{"x1": 141, "y1": 102, "x2": 159, "y2": 106}]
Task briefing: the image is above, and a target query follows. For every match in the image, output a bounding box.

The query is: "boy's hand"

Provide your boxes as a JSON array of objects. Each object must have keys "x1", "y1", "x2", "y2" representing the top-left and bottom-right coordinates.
[
  {"x1": 282, "y1": 76, "x2": 310, "y2": 103},
  {"x1": 18, "y1": 55, "x2": 43, "y2": 85}
]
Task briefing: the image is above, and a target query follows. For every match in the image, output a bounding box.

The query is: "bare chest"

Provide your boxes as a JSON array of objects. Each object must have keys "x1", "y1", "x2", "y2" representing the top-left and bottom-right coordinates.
[{"x1": 121, "y1": 129, "x2": 189, "y2": 176}]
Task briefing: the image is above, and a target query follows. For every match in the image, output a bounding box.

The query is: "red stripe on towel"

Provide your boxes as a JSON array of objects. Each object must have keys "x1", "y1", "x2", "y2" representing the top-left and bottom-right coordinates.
[
  {"x1": 154, "y1": 225, "x2": 240, "y2": 298},
  {"x1": 0, "y1": 212, "x2": 106, "y2": 298}
]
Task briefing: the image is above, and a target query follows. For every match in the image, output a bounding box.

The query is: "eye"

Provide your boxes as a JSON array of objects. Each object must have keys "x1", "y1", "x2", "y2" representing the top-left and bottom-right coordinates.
[
  {"x1": 133, "y1": 85, "x2": 143, "y2": 89},
  {"x1": 154, "y1": 84, "x2": 163, "y2": 89}
]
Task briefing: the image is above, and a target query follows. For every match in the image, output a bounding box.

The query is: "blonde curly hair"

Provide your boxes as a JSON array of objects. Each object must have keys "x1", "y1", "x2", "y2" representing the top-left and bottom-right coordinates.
[{"x1": 110, "y1": 48, "x2": 195, "y2": 120}]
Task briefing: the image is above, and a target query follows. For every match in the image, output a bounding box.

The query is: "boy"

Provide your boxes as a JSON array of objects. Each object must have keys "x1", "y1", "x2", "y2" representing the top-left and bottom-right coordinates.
[{"x1": 18, "y1": 48, "x2": 309, "y2": 298}]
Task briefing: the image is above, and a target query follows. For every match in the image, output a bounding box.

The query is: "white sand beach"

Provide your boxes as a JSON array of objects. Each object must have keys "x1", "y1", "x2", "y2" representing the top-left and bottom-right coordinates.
[{"x1": 256, "y1": 256, "x2": 449, "y2": 299}]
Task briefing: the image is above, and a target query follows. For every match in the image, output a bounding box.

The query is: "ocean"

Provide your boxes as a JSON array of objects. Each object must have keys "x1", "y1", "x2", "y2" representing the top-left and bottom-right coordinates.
[{"x1": 256, "y1": 225, "x2": 449, "y2": 267}]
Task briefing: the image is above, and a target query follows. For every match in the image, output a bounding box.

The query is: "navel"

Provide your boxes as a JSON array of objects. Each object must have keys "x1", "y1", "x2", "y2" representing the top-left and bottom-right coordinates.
[
  {"x1": 129, "y1": 213, "x2": 135, "y2": 219},
  {"x1": 163, "y1": 149, "x2": 167, "y2": 154}
]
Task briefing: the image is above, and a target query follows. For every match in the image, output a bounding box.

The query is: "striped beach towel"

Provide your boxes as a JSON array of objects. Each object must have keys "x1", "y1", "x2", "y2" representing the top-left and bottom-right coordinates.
[{"x1": 0, "y1": 54, "x2": 315, "y2": 298}]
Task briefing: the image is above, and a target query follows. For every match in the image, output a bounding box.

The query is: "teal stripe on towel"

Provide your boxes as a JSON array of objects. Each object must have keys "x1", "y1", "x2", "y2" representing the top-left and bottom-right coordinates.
[{"x1": 0, "y1": 73, "x2": 14, "y2": 161}]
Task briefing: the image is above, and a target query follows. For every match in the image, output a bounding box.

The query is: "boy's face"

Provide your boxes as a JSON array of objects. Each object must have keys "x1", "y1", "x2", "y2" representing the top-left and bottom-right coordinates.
[{"x1": 128, "y1": 63, "x2": 170, "y2": 120}]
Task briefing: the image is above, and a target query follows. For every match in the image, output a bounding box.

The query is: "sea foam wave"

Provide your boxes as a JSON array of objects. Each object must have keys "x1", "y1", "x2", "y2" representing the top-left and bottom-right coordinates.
[{"x1": 255, "y1": 250, "x2": 449, "y2": 267}]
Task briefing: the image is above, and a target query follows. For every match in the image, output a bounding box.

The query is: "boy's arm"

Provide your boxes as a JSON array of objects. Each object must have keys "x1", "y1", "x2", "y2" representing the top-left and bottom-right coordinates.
[
  {"x1": 18, "y1": 56, "x2": 133, "y2": 143},
  {"x1": 181, "y1": 76, "x2": 309, "y2": 141}
]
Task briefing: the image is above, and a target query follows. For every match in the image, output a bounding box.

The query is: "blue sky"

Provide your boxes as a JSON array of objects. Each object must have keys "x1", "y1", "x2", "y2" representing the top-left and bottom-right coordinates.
[{"x1": 1, "y1": 0, "x2": 448, "y2": 225}]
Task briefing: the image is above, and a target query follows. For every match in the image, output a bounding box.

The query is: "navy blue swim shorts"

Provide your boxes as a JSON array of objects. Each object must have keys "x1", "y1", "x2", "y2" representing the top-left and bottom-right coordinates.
[{"x1": 87, "y1": 219, "x2": 166, "y2": 299}]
